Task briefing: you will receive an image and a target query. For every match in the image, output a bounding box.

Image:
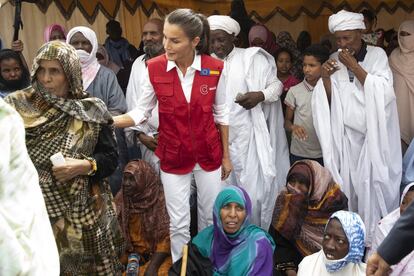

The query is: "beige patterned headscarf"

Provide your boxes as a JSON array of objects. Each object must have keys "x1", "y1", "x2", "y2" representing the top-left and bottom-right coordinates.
[
  {"x1": 5, "y1": 41, "x2": 123, "y2": 274},
  {"x1": 5, "y1": 39, "x2": 113, "y2": 218},
  {"x1": 32, "y1": 40, "x2": 86, "y2": 98}
]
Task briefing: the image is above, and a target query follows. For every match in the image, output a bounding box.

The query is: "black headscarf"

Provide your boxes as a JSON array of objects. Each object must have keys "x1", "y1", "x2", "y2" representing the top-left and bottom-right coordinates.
[{"x1": 0, "y1": 49, "x2": 30, "y2": 93}]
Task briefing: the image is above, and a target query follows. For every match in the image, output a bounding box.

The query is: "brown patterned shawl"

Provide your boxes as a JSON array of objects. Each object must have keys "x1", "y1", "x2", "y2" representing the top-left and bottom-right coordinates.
[
  {"x1": 272, "y1": 160, "x2": 348, "y2": 256},
  {"x1": 115, "y1": 160, "x2": 170, "y2": 253},
  {"x1": 5, "y1": 41, "x2": 124, "y2": 274}
]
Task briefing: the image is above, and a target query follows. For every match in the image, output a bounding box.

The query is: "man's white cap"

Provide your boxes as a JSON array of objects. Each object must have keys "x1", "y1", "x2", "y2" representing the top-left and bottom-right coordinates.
[
  {"x1": 208, "y1": 15, "x2": 241, "y2": 36},
  {"x1": 328, "y1": 10, "x2": 366, "y2": 33}
]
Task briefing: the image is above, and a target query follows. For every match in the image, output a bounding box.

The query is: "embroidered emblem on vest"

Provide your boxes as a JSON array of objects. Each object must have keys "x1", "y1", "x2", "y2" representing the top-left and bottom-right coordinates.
[{"x1": 200, "y1": 84, "x2": 209, "y2": 95}]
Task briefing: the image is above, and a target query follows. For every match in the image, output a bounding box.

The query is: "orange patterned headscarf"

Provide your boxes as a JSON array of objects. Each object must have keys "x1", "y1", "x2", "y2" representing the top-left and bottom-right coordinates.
[{"x1": 272, "y1": 160, "x2": 348, "y2": 256}]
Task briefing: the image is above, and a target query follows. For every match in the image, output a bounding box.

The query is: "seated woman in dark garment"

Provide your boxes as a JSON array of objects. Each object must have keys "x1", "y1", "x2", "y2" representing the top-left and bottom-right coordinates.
[
  {"x1": 270, "y1": 160, "x2": 348, "y2": 276},
  {"x1": 115, "y1": 160, "x2": 172, "y2": 275}
]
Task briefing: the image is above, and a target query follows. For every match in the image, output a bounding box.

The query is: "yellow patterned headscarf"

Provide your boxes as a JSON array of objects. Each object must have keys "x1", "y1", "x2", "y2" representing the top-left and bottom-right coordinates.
[
  {"x1": 32, "y1": 40, "x2": 86, "y2": 99},
  {"x1": 4, "y1": 41, "x2": 123, "y2": 274}
]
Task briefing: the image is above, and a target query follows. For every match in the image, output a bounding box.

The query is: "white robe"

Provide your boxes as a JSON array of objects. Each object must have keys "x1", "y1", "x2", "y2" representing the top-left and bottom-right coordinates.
[
  {"x1": 125, "y1": 54, "x2": 160, "y2": 172},
  {"x1": 312, "y1": 45, "x2": 402, "y2": 243},
  {"x1": 219, "y1": 47, "x2": 289, "y2": 229},
  {"x1": 367, "y1": 182, "x2": 414, "y2": 276},
  {"x1": 0, "y1": 99, "x2": 60, "y2": 275},
  {"x1": 298, "y1": 250, "x2": 366, "y2": 276}
]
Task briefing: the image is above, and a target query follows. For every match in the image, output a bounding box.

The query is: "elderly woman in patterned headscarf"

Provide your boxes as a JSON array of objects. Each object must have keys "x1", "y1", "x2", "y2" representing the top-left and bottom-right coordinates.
[
  {"x1": 4, "y1": 41, "x2": 124, "y2": 275},
  {"x1": 298, "y1": 211, "x2": 366, "y2": 276}
]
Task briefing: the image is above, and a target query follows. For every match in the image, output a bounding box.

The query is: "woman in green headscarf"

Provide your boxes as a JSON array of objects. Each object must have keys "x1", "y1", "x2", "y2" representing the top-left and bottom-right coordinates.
[{"x1": 171, "y1": 186, "x2": 275, "y2": 275}]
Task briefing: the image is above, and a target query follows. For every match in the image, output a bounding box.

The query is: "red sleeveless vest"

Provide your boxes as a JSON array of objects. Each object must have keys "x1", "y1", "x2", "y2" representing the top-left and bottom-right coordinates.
[{"x1": 147, "y1": 54, "x2": 224, "y2": 174}]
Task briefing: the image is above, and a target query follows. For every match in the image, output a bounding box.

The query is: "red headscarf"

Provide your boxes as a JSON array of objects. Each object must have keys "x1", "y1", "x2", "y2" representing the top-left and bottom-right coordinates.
[{"x1": 248, "y1": 24, "x2": 278, "y2": 56}]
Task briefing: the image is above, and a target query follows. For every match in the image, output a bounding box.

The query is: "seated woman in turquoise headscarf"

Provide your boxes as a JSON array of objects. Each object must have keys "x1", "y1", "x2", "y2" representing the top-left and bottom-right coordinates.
[{"x1": 170, "y1": 185, "x2": 275, "y2": 275}]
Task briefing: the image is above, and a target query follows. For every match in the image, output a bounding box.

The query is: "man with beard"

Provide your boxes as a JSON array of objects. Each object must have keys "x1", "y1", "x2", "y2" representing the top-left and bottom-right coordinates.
[
  {"x1": 208, "y1": 15, "x2": 289, "y2": 230},
  {"x1": 125, "y1": 19, "x2": 165, "y2": 171},
  {"x1": 0, "y1": 49, "x2": 30, "y2": 98}
]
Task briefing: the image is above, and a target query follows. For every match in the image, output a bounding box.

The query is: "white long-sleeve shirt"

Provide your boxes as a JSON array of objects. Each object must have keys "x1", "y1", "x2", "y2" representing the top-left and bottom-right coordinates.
[{"x1": 127, "y1": 54, "x2": 229, "y2": 126}]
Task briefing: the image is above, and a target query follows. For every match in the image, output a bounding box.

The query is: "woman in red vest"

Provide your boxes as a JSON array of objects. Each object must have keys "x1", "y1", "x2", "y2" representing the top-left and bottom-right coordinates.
[{"x1": 114, "y1": 8, "x2": 232, "y2": 262}]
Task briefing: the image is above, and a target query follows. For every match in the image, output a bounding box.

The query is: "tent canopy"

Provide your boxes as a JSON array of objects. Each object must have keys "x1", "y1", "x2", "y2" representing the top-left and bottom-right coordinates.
[
  {"x1": 31, "y1": 0, "x2": 414, "y2": 23},
  {"x1": 1, "y1": 0, "x2": 412, "y2": 68}
]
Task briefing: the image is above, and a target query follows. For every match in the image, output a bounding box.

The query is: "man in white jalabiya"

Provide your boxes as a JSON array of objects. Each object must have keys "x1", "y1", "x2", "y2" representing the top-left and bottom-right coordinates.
[
  {"x1": 0, "y1": 98, "x2": 59, "y2": 275},
  {"x1": 312, "y1": 10, "x2": 402, "y2": 244},
  {"x1": 208, "y1": 15, "x2": 289, "y2": 229},
  {"x1": 125, "y1": 19, "x2": 164, "y2": 172}
]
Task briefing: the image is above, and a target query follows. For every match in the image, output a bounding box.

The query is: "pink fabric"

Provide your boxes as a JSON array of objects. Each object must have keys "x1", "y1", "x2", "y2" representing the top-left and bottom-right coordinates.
[
  {"x1": 248, "y1": 24, "x2": 278, "y2": 56},
  {"x1": 282, "y1": 75, "x2": 300, "y2": 94},
  {"x1": 306, "y1": 160, "x2": 335, "y2": 202},
  {"x1": 43, "y1": 24, "x2": 66, "y2": 42},
  {"x1": 372, "y1": 183, "x2": 414, "y2": 276},
  {"x1": 389, "y1": 20, "x2": 414, "y2": 144}
]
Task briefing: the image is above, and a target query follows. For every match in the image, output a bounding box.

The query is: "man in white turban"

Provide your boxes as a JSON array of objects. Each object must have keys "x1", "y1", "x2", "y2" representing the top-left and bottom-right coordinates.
[
  {"x1": 208, "y1": 15, "x2": 289, "y2": 230},
  {"x1": 312, "y1": 9, "x2": 402, "y2": 245}
]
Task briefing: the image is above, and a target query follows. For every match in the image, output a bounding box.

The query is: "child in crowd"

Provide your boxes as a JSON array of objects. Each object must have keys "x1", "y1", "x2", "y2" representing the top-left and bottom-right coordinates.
[
  {"x1": 276, "y1": 48, "x2": 300, "y2": 115},
  {"x1": 284, "y1": 44, "x2": 329, "y2": 165},
  {"x1": 361, "y1": 9, "x2": 384, "y2": 47}
]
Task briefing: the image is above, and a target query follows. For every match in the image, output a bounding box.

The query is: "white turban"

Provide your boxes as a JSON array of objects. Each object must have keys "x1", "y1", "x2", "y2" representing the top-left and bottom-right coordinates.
[
  {"x1": 208, "y1": 15, "x2": 241, "y2": 36},
  {"x1": 328, "y1": 10, "x2": 365, "y2": 33}
]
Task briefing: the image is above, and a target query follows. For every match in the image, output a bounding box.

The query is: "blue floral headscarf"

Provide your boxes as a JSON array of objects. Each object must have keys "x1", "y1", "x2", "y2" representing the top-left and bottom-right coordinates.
[{"x1": 324, "y1": 210, "x2": 366, "y2": 272}]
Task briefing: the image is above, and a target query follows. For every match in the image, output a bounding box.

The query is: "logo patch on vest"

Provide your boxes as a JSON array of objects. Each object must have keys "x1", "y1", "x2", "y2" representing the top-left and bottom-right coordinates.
[
  {"x1": 200, "y1": 85, "x2": 209, "y2": 95},
  {"x1": 200, "y1": 68, "x2": 220, "y2": 76}
]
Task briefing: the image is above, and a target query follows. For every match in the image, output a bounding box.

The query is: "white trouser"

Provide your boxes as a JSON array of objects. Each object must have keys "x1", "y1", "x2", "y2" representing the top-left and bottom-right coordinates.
[{"x1": 160, "y1": 165, "x2": 222, "y2": 262}]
